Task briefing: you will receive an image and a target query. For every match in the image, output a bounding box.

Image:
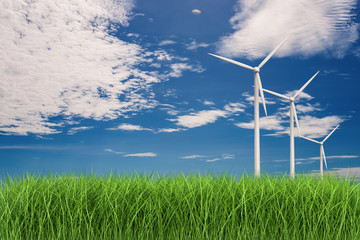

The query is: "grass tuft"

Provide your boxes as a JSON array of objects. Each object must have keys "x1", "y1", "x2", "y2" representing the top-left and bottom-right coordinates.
[{"x1": 1, "y1": 169, "x2": 360, "y2": 239}]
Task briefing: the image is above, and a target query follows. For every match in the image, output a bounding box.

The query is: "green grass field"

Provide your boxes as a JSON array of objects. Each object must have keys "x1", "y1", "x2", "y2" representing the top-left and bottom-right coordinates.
[{"x1": 1, "y1": 170, "x2": 360, "y2": 239}]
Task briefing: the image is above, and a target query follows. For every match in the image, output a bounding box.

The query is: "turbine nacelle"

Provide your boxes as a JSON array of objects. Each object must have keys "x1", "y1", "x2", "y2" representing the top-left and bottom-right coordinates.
[{"x1": 253, "y1": 67, "x2": 260, "y2": 73}]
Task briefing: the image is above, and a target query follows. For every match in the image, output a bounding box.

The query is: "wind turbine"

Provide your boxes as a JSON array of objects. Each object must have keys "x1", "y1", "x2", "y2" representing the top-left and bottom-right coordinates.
[
  {"x1": 263, "y1": 71, "x2": 319, "y2": 178},
  {"x1": 209, "y1": 37, "x2": 288, "y2": 177},
  {"x1": 300, "y1": 125, "x2": 340, "y2": 177}
]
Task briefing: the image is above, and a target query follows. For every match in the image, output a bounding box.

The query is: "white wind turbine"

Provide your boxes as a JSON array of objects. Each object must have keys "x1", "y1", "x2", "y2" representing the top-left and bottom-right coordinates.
[
  {"x1": 209, "y1": 38, "x2": 288, "y2": 177},
  {"x1": 263, "y1": 71, "x2": 319, "y2": 178},
  {"x1": 300, "y1": 125, "x2": 340, "y2": 177}
]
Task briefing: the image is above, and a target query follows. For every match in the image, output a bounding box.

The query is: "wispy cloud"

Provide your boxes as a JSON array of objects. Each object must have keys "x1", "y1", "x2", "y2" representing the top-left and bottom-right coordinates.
[
  {"x1": 296, "y1": 116, "x2": 344, "y2": 139},
  {"x1": 0, "y1": 145, "x2": 66, "y2": 150},
  {"x1": 204, "y1": 153, "x2": 236, "y2": 162},
  {"x1": 296, "y1": 155, "x2": 359, "y2": 161},
  {"x1": 180, "y1": 155, "x2": 208, "y2": 159},
  {"x1": 107, "y1": 123, "x2": 153, "y2": 132},
  {"x1": 105, "y1": 149, "x2": 157, "y2": 157},
  {"x1": 157, "y1": 128, "x2": 184, "y2": 133},
  {"x1": 167, "y1": 63, "x2": 205, "y2": 78},
  {"x1": 222, "y1": 154, "x2": 235, "y2": 159},
  {"x1": 217, "y1": 0, "x2": 358, "y2": 59},
  {"x1": 186, "y1": 40, "x2": 210, "y2": 50},
  {"x1": 205, "y1": 158, "x2": 222, "y2": 162},
  {"x1": 170, "y1": 110, "x2": 228, "y2": 128},
  {"x1": 169, "y1": 102, "x2": 247, "y2": 129},
  {"x1": 224, "y1": 102, "x2": 246, "y2": 113},
  {"x1": 104, "y1": 149, "x2": 124, "y2": 155},
  {"x1": 235, "y1": 115, "x2": 285, "y2": 131},
  {"x1": 123, "y1": 152, "x2": 157, "y2": 157},
  {"x1": 68, "y1": 126, "x2": 94, "y2": 135},
  {"x1": 159, "y1": 40, "x2": 176, "y2": 46},
  {"x1": 202, "y1": 100, "x2": 215, "y2": 106},
  {"x1": 180, "y1": 153, "x2": 235, "y2": 162}
]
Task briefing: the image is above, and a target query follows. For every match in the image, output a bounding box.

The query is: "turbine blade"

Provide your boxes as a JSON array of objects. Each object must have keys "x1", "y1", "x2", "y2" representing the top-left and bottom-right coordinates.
[
  {"x1": 293, "y1": 71, "x2": 319, "y2": 99},
  {"x1": 263, "y1": 89, "x2": 290, "y2": 100},
  {"x1": 257, "y1": 74, "x2": 267, "y2": 116},
  {"x1": 322, "y1": 125, "x2": 340, "y2": 143},
  {"x1": 292, "y1": 102, "x2": 301, "y2": 135},
  {"x1": 258, "y1": 37, "x2": 288, "y2": 69},
  {"x1": 208, "y1": 53, "x2": 254, "y2": 70},
  {"x1": 322, "y1": 146, "x2": 328, "y2": 169},
  {"x1": 300, "y1": 136, "x2": 320, "y2": 144}
]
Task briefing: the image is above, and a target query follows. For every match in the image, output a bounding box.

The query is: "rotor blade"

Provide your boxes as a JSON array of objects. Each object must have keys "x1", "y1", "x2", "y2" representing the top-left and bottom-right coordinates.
[
  {"x1": 322, "y1": 146, "x2": 328, "y2": 169},
  {"x1": 263, "y1": 89, "x2": 290, "y2": 100},
  {"x1": 292, "y1": 102, "x2": 301, "y2": 136},
  {"x1": 293, "y1": 71, "x2": 319, "y2": 99},
  {"x1": 208, "y1": 53, "x2": 254, "y2": 71},
  {"x1": 300, "y1": 136, "x2": 320, "y2": 144},
  {"x1": 258, "y1": 37, "x2": 289, "y2": 69},
  {"x1": 322, "y1": 125, "x2": 340, "y2": 143},
  {"x1": 257, "y1": 74, "x2": 267, "y2": 116}
]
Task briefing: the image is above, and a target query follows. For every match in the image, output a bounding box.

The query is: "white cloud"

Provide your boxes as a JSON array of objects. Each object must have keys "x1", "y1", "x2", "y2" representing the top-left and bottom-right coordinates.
[
  {"x1": 123, "y1": 152, "x2": 157, "y2": 157},
  {"x1": 294, "y1": 103, "x2": 322, "y2": 114},
  {"x1": 235, "y1": 115, "x2": 285, "y2": 131},
  {"x1": 186, "y1": 40, "x2": 210, "y2": 50},
  {"x1": 224, "y1": 102, "x2": 246, "y2": 113},
  {"x1": 127, "y1": 33, "x2": 140, "y2": 38},
  {"x1": 167, "y1": 102, "x2": 246, "y2": 130},
  {"x1": 159, "y1": 40, "x2": 176, "y2": 46},
  {"x1": 202, "y1": 100, "x2": 215, "y2": 106},
  {"x1": 167, "y1": 63, "x2": 205, "y2": 78},
  {"x1": 205, "y1": 158, "x2": 222, "y2": 162},
  {"x1": 170, "y1": 110, "x2": 228, "y2": 128},
  {"x1": 296, "y1": 115, "x2": 344, "y2": 139},
  {"x1": 217, "y1": 0, "x2": 358, "y2": 59},
  {"x1": 107, "y1": 123, "x2": 152, "y2": 132},
  {"x1": 67, "y1": 126, "x2": 94, "y2": 135},
  {"x1": 0, "y1": 0, "x2": 200, "y2": 136},
  {"x1": 180, "y1": 155, "x2": 208, "y2": 159},
  {"x1": 222, "y1": 154, "x2": 235, "y2": 159},
  {"x1": 157, "y1": 128, "x2": 183, "y2": 133},
  {"x1": 104, "y1": 148, "x2": 124, "y2": 155}
]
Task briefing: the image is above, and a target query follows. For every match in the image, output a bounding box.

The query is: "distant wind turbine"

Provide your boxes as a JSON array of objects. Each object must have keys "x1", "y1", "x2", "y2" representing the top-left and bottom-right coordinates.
[
  {"x1": 300, "y1": 125, "x2": 340, "y2": 177},
  {"x1": 209, "y1": 37, "x2": 288, "y2": 177},
  {"x1": 263, "y1": 71, "x2": 319, "y2": 178}
]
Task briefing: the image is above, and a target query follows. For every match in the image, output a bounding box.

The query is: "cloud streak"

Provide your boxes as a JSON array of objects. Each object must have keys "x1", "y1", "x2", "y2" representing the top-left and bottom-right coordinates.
[
  {"x1": 107, "y1": 123, "x2": 153, "y2": 132},
  {"x1": 217, "y1": 0, "x2": 358, "y2": 59},
  {"x1": 123, "y1": 152, "x2": 157, "y2": 157}
]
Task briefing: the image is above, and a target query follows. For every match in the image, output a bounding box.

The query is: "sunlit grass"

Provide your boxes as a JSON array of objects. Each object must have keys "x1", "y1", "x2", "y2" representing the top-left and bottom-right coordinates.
[{"x1": 1, "y1": 170, "x2": 360, "y2": 239}]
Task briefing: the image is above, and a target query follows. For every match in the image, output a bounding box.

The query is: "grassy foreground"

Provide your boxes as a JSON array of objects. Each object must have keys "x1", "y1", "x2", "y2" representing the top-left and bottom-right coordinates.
[{"x1": 1, "y1": 170, "x2": 360, "y2": 240}]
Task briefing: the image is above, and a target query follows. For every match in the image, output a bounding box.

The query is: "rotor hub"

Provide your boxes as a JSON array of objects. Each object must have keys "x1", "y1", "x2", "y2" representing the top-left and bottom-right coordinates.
[
  {"x1": 290, "y1": 97, "x2": 294, "y2": 102},
  {"x1": 253, "y1": 67, "x2": 260, "y2": 73}
]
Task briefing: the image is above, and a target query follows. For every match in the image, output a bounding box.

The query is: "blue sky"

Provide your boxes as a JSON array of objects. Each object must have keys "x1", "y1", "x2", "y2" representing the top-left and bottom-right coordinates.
[{"x1": 1, "y1": 0, "x2": 360, "y2": 180}]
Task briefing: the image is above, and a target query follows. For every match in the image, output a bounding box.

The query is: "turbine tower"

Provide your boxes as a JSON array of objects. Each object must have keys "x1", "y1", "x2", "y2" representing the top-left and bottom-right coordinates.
[
  {"x1": 300, "y1": 125, "x2": 340, "y2": 177},
  {"x1": 208, "y1": 38, "x2": 288, "y2": 177},
  {"x1": 263, "y1": 71, "x2": 319, "y2": 178}
]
